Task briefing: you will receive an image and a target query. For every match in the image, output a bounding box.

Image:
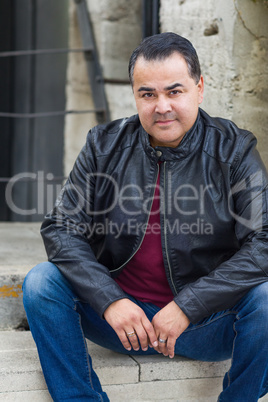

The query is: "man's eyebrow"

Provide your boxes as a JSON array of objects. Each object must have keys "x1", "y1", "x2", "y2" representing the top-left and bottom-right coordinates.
[
  {"x1": 137, "y1": 83, "x2": 184, "y2": 92},
  {"x1": 164, "y1": 82, "x2": 184, "y2": 91},
  {"x1": 138, "y1": 86, "x2": 155, "y2": 92}
]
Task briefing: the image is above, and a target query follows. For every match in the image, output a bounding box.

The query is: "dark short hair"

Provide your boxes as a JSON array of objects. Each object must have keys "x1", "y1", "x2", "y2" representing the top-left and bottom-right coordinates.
[{"x1": 128, "y1": 32, "x2": 201, "y2": 86}]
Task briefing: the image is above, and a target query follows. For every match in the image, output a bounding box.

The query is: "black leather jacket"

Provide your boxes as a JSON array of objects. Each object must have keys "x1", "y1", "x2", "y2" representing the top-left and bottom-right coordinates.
[{"x1": 41, "y1": 109, "x2": 268, "y2": 323}]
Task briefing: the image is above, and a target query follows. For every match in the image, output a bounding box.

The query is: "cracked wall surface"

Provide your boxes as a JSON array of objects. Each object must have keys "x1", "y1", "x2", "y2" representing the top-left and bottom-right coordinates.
[
  {"x1": 64, "y1": 0, "x2": 141, "y2": 174},
  {"x1": 232, "y1": 0, "x2": 268, "y2": 165},
  {"x1": 64, "y1": 1, "x2": 96, "y2": 175},
  {"x1": 161, "y1": 0, "x2": 268, "y2": 166}
]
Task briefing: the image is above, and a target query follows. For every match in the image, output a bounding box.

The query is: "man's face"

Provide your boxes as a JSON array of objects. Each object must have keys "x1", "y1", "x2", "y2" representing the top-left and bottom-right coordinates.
[{"x1": 132, "y1": 52, "x2": 204, "y2": 148}]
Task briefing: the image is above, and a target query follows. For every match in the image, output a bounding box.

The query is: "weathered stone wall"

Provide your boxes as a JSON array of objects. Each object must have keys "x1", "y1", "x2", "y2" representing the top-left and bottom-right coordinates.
[
  {"x1": 64, "y1": 0, "x2": 141, "y2": 174},
  {"x1": 64, "y1": 1, "x2": 96, "y2": 176},
  {"x1": 64, "y1": 0, "x2": 268, "y2": 173},
  {"x1": 161, "y1": 0, "x2": 268, "y2": 166}
]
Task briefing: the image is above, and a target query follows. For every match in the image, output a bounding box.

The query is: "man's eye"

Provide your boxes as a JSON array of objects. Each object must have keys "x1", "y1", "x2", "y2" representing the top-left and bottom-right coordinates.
[
  {"x1": 170, "y1": 90, "x2": 182, "y2": 95},
  {"x1": 143, "y1": 93, "x2": 154, "y2": 98}
]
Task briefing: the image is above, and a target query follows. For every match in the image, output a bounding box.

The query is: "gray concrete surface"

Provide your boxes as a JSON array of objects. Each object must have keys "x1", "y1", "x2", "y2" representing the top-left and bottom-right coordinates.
[
  {"x1": 1, "y1": 331, "x2": 268, "y2": 401},
  {"x1": 0, "y1": 222, "x2": 46, "y2": 267},
  {"x1": 0, "y1": 223, "x2": 46, "y2": 330},
  {"x1": 0, "y1": 331, "x2": 232, "y2": 401}
]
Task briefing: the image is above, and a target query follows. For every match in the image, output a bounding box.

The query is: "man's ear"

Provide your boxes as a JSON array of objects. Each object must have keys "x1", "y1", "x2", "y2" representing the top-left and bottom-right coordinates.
[{"x1": 198, "y1": 75, "x2": 204, "y2": 104}]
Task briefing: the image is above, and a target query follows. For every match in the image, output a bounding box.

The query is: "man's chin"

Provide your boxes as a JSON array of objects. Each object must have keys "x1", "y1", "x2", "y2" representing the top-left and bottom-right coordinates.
[{"x1": 149, "y1": 134, "x2": 184, "y2": 148}]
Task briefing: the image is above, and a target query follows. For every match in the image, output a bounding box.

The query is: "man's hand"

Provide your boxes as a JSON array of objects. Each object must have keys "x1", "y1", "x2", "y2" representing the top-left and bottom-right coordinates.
[
  {"x1": 151, "y1": 301, "x2": 190, "y2": 358},
  {"x1": 104, "y1": 298, "x2": 158, "y2": 352}
]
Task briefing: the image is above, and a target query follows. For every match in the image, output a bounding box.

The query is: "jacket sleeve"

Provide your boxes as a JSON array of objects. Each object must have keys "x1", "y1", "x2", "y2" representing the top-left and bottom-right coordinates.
[
  {"x1": 174, "y1": 132, "x2": 268, "y2": 323},
  {"x1": 40, "y1": 130, "x2": 127, "y2": 318}
]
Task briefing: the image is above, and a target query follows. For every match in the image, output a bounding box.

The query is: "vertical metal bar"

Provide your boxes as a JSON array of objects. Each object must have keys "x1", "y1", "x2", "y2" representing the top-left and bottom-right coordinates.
[
  {"x1": 142, "y1": 0, "x2": 160, "y2": 39},
  {"x1": 142, "y1": 0, "x2": 151, "y2": 39},
  {"x1": 152, "y1": 0, "x2": 160, "y2": 36},
  {"x1": 74, "y1": 0, "x2": 110, "y2": 124}
]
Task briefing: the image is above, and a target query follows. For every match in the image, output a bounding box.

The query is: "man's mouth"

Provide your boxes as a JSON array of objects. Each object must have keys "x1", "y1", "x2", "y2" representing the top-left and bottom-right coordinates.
[{"x1": 155, "y1": 119, "x2": 175, "y2": 126}]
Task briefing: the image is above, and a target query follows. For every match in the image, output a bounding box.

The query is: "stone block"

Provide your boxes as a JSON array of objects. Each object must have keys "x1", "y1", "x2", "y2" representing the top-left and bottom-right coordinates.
[
  {"x1": 132, "y1": 354, "x2": 231, "y2": 382},
  {"x1": 105, "y1": 84, "x2": 137, "y2": 121},
  {"x1": 0, "y1": 273, "x2": 26, "y2": 330},
  {"x1": 0, "y1": 390, "x2": 52, "y2": 401},
  {"x1": 100, "y1": 21, "x2": 142, "y2": 81},
  {"x1": 103, "y1": 377, "x2": 224, "y2": 401},
  {"x1": 1, "y1": 331, "x2": 268, "y2": 401},
  {"x1": 86, "y1": 340, "x2": 139, "y2": 385},
  {"x1": 0, "y1": 223, "x2": 46, "y2": 330},
  {"x1": 0, "y1": 331, "x2": 139, "y2": 394}
]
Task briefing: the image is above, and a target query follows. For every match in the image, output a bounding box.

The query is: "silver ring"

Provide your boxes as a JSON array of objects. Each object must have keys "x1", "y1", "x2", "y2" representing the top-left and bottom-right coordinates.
[
  {"x1": 127, "y1": 331, "x2": 136, "y2": 337},
  {"x1": 159, "y1": 338, "x2": 167, "y2": 344}
]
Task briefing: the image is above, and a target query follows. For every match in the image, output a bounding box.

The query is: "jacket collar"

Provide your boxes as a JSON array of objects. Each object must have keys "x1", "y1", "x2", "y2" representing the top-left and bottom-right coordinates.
[{"x1": 140, "y1": 109, "x2": 203, "y2": 162}]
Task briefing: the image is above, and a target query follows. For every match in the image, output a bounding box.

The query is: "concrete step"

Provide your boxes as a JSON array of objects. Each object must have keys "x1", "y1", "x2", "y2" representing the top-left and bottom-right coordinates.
[
  {"x1": 1, "y1": 331, "x2": 268, "y2": 402},
  {"x1": 0, "y1": 223, "x2": 46, "y2": 330},
  {"x1": 0, "y1": 330, "x2": 233, "y2": 402}
]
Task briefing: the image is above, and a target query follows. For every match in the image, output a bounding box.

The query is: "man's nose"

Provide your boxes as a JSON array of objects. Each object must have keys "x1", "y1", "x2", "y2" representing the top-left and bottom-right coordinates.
[{"x1": 155, "y1": 95, "x2": 172, "y2": 114}]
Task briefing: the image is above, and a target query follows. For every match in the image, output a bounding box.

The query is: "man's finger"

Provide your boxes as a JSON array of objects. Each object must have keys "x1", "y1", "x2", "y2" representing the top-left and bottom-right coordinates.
[
  {"x1": 166, "y1": 337, "x2": 176, "y2": 358},
  {"x1": 142, "y1": 319, "x2": 158, "y2": 350},
  {"x1": 158, "y1": 336, "x2": 169, "y2": 356},
  {"x1": 118, "y1": 331, "x2": 132, "y2": 351},
  {"x1": 125, "y1": 329, "x2": 140, "y2": 351}
]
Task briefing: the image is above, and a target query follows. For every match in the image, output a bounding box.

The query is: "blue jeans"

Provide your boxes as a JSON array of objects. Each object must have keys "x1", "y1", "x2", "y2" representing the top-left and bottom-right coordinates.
[{"x1": 23, "y1": 262, "x2": 268, "y2": 402}]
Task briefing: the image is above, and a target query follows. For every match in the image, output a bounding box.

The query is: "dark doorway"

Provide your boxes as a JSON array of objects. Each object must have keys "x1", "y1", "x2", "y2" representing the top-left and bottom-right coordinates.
[{"x1": 0, "y1": 0, "x2": 69, "y2": 221}]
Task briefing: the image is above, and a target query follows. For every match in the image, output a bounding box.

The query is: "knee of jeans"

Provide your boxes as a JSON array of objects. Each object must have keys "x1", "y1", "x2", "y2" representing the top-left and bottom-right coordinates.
[
  {"x1": 246, "y1": 282, "x2": 268, "y2": 319},
  {"x1": 249, "y1": 282, "x2": 268, "y2": 302},
  {"x1": 23, "y1": 262, "x2": 59, "y2": 310}
]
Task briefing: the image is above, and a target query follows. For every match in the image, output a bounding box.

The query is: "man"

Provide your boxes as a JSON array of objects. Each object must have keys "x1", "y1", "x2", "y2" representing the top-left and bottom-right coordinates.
[{"x1": 23, "y1": 32, "x2": 268, "y2": 401}]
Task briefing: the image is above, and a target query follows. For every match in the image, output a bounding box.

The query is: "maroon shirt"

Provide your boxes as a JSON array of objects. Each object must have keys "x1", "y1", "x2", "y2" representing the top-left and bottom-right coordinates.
[{"x1": 115, "y1": 170, "x2": 174, "y2": 308}]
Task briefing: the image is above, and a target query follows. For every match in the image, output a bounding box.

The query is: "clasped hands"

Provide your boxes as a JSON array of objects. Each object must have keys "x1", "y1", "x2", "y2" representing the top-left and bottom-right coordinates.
[{"x1": 104, "y1": 298, "x2": 190, "y2": 359}]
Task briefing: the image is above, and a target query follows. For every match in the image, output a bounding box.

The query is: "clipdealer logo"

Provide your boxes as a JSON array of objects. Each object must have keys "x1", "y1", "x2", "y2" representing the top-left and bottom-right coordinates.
[
  {"x1": 69, "y1": 217, "x2": 214, "y2": 239},
  {"x1": 5, "y1": 171, "x2": 62, "y2": 215},
  {"x1": 4, "y1": 170, "x2": 266, "y2": 235}
]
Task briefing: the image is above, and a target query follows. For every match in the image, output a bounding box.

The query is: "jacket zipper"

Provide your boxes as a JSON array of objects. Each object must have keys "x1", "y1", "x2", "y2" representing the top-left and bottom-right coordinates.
[
  {"x1": 163, "y1": 161, "x2": 177, "y2": 295},
  {"x1": 110, "y1": 163, "x2": 160, "y2": 273}
]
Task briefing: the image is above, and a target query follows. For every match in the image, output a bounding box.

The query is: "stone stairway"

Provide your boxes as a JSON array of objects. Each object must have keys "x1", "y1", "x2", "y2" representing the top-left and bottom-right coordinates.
[
  {"x1": 0, "y1": 223, "x2": 267, "y2": 401},
  {"x1": 0, "y1": 330, "x2": 231, "y2": 402}
]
